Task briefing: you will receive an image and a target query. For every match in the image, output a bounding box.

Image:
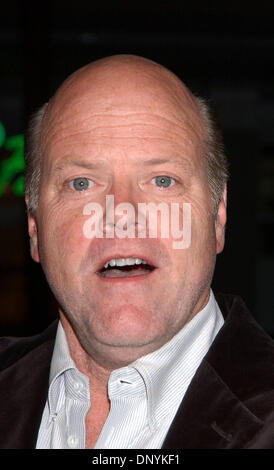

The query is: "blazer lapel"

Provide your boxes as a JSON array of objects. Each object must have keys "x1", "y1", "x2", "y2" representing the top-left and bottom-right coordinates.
[
  {"x1": 162, "y1": 360, "x2": 263, "y2": 449},
  {"x1": 162, "y1": 294, "x2": 274, "y2": 449}
]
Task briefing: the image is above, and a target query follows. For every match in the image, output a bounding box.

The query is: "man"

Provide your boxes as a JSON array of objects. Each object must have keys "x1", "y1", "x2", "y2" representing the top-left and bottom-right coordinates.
[{"x1": 1, "y1": 54, "x2": 274, "y2": 449}]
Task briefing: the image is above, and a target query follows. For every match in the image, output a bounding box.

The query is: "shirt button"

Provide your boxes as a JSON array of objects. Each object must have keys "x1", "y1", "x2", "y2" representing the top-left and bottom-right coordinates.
[
  {"x1": 73, "y1": 382, "x2": 83, "y2": 391},
  {"x1": 67, "y1": 435, "x2": 79, "y2": 448}
]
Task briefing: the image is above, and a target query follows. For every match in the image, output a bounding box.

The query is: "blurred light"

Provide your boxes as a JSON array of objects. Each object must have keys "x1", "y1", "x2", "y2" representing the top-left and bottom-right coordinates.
[
  {"x1": 0, "y1": 122, "x2": 6, "y2": 147},
  {"x1": 0, "y1": 122, "x2": 25, "y2": 197}
]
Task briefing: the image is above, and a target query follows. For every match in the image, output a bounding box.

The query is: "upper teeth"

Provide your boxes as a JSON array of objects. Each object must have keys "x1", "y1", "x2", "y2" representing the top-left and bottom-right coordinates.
[{"x1": 104, "y1": 258, "x2": 147, "y2": 269}]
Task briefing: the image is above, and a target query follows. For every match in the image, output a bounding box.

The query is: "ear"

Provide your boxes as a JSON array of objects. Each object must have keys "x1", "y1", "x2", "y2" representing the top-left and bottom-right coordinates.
[
  {"x1": 25, "y1": 196, "x2": 40, "y2": 263},
  {"x1": 215, "y1": 185, "x2": 227, "y2": 254}
]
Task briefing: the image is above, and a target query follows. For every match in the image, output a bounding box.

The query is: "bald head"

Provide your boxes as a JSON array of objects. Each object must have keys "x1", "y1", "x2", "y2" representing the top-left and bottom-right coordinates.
[
  {"x1": 48, "y1": 54, "x2": 198, "y2": 110},
  {"x1": 25, "y1": 54, "x2": 228, "y2": 214},
  {"x1": 43, "y1": 54, "x2": 205, "y2": 143}
]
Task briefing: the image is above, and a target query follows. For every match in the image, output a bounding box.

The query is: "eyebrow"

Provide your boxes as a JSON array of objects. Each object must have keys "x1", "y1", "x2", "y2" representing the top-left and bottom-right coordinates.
[
  {"x1": 53, "y1": 156, "x2": 193, "y2": 174},
  {"x1": 53, "y1": 159, "x2": 107, "y2": 172},
  {"x1": 142, "y1": 157, "x2": 193, "y2": 173}
]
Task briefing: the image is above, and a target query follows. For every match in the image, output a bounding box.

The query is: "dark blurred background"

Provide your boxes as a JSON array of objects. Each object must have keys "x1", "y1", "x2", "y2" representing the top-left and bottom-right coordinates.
[{"x1": 0, "y1": 0, "x2": 273, "y2": 337}]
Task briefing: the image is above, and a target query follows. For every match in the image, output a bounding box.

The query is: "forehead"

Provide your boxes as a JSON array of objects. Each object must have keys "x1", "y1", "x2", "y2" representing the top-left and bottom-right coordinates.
[{"x1": 40, "y1": 61, "x2": 206, "y2": 164}]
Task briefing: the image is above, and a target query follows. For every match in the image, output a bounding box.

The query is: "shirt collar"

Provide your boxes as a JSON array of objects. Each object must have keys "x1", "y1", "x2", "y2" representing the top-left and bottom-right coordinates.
[
  {"x1": 48, "y1": 322, "x2": 90, "y2": 415},
  {"x1": 49, "y1": 320, "x2": 76, "y2": 384}
]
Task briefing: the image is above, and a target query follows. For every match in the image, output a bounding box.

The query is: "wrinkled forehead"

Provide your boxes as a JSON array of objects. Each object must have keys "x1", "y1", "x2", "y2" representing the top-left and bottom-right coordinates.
[{"x1": 41, "y1": 57, "x2": 206, "y2": 149}]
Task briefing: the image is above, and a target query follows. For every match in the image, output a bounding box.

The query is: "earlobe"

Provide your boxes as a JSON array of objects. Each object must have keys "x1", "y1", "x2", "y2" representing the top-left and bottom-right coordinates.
[
  {"x1": 215, "y1": 186, "x2": 227, "y2": 255},
  {"x1": 25, "y1": 197, "x2": 40, "y2": 263}
]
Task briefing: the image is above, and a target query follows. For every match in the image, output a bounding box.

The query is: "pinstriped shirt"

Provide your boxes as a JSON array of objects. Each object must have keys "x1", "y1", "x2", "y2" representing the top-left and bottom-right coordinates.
[{"x1": 36, "y1": 290, "x2": 224, "y2": 449}]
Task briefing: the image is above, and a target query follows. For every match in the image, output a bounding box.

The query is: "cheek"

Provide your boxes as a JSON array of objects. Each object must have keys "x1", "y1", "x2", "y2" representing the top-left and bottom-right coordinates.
[
  {"x1": 37, "y1": 207, "x2": 89, "y2": 275},
  {"x1": 166, "y1": 209, "x2": 216, "y2": 280},
  {"x1": 190, "y1": 212, "x2": 217, "y2": 266}
]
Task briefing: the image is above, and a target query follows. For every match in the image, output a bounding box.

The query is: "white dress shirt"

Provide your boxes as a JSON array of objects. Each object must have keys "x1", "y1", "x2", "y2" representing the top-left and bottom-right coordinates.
[{"x1": 36, "y1": 290, "x2": 224, "y2": 449}]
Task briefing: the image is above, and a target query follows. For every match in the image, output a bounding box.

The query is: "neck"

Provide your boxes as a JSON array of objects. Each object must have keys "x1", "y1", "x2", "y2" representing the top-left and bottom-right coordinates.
[
  {"x1": 58, "y1": 309, "x2": 168, "y2": 378},
  {"x1": 59, "y1": 287, "x2": 212, "y2": 384},
  {"x1": 59, "y1": 313, "x2": 113, "y2": 390}
]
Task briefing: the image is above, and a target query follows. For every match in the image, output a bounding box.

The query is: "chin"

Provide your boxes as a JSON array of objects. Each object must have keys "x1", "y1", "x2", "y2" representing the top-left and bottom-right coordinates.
[
  {"x1": 89, "y1": 333, "x2": 163, "y2": 369},
  {"x1": 106, "y1": 303, "x2": 164, "y2": 338},
  {"x1": 95, "y1": 324, "x2": 158, "y2": 349},
  {"x1": 87, "y1": 315, "x2": 166, "y2": 360}
]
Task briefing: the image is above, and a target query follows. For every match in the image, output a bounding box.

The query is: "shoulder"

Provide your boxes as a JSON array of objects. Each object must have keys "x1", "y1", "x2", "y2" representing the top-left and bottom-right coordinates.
[
  {"x1": 0, "y1": 321, "x2": 58, "y2": 449},
  {"x1": 0, "y1": 320, "x2": 58, "y2": 372},
  {"x1": 209, "y1": 293, "x2": 274, "y2": 420},
  {"x1": 214, "y1": 293, "x2": 274, "y2": 360}
]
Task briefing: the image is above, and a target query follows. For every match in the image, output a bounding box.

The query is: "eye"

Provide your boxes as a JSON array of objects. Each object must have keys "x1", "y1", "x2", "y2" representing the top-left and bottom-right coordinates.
[
  {"x1": 69, "y1": 177, "x2": 93, "y2": 191},
  {"x1": 153, "y1": 175, "x2": 174, "y2": 188}
]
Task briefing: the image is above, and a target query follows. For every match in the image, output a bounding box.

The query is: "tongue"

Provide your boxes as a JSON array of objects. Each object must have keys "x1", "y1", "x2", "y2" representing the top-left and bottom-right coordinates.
[{"x1": 100, "y1": 266, "x2": 152, "y2": 278}]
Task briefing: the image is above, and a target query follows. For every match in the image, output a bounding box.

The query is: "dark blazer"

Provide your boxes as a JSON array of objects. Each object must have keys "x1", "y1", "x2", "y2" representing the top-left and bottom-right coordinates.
[{"x1": 1, "y1": 293, "x2": 274, "y2": 449}]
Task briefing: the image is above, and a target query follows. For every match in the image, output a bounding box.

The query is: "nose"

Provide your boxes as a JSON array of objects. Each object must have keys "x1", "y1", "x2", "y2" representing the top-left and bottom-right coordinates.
[
  {"x1": 103, "y1": 180, "x2": 142, "y2": 239},
  {"x1": 110, "y1": 179, "x2": 139, "y2": 207}
]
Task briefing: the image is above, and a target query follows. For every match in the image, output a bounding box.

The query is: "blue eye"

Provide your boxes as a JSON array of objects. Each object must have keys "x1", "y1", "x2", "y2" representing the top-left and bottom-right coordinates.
[
  {"x1": 71, "y1": 177, "x2": 92, "y2": 191},
  {"x1": 154, "y1": 175, "x2": 174, "y2": 188}
]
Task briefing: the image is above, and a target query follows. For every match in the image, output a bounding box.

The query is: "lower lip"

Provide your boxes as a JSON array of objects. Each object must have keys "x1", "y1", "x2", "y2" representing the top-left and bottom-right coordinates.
[{"x1": 95, "y1": 268, "x2": 156, "y2": 282}]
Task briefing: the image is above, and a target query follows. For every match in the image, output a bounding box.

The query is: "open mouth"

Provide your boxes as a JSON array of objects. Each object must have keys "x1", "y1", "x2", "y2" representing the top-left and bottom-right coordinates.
[{"x1": 97, "y1": 257, "x2": 156, "y2": 278}]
